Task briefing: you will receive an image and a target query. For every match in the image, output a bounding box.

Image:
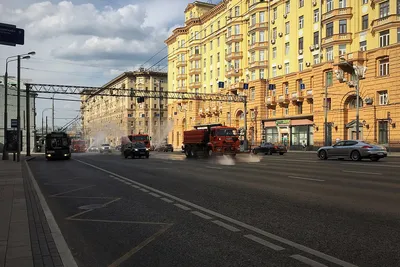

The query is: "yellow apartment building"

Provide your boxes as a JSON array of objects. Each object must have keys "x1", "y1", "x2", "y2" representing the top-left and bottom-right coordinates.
[
  {"x1": 165, "y1": 0, "x2": 400, "y2": 150},
  {"x1": 81, "y1": 70, "x2": 168, "y2": 147}
]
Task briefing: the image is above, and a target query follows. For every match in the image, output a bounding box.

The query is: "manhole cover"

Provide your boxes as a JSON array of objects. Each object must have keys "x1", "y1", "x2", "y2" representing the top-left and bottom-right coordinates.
[{"x1": 78, "y1": 204, "x2": 104, "y2": 210}]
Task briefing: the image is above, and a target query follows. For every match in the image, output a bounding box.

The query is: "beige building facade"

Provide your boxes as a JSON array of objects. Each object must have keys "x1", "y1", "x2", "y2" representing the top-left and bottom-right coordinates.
[
  {"x1": 165, "y1": 0, "x2": 400, "y2": 150},
  {"x1": 81, "y1": 70, "x2": 168, "y2": 147}
]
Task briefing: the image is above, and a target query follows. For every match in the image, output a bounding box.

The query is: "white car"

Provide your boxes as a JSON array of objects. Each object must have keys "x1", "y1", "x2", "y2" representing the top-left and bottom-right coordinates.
[{"x1": 100, "y1": 144, "x2": 112, "y2": 153}]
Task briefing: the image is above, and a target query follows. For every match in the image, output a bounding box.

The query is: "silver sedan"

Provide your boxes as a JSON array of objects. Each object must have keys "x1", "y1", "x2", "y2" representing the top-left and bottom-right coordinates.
[{"x1": 317, "y1": 140, "x2": 387, "y2": 161}]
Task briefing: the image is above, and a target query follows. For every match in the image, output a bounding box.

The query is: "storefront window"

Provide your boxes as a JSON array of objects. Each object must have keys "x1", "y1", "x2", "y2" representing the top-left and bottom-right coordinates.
[
  {"x1": 309, "y1": 126, "x2": 314, "y2": 145},
  {"x1": 265, "y1": 127, "x2": 279, "y2": 144},
  {"x1": 291, "y1": 126, "x2": 309, "y2": 145}
]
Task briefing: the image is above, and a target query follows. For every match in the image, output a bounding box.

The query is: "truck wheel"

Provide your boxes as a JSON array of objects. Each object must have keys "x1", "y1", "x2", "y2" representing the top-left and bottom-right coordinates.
[
  {"x1": 185, "y1": 148, "x2": 191, "y2": 158},
  {"x1": 207, "y1": 148, "x2": 213, "y2": 157},
  {"x1": 190, "y1": 149, "x2": 197, "y2": 158}
]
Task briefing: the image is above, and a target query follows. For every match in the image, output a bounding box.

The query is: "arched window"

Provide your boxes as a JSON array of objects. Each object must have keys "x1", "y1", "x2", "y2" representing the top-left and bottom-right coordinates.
[{"x1": 348, "y1": 97, "x2": 363, "y2": 109}]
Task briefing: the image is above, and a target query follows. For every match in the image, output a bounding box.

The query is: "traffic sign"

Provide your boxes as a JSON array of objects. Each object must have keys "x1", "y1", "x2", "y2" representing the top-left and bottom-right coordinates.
[
  {"x1": 0, "y1": 23, "x2": 25, "y2": 46},
  {"x1": 11, "y1": 119, "x2": 18, "y2": 128}
]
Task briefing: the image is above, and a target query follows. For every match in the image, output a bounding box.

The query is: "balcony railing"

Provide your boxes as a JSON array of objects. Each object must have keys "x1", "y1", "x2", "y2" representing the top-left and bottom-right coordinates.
[
  {"x1": 266, "y1": 96, "x2": 276, "y2": 106},
  {"x1": 249, "y1": 22, "x2": 268, "y2": 32},
  {"x1": 225, "y1": 34, "x2": 243, "y2": 44},
  {"x1": 291, "y1": 91, "x2": 304, "y2": 101},
  {"x1": 371, "y1": 15, "x2": 400, "y2": 33},
  {"x1": 321, "y1": 33, "x2": 352, "y2": 47},
  {"x1": 188, "y1": 67, "x2": 201, "y2": 75},
  {"x1": 248, "y1": 41, "x2": 268, "y2": 51},
  {"x1": 176, "y1": 61, "x2": 187, "y2": 67},
  {"x1": 225, "y1": 69, "x2": 243, "y2": 77},
  {"x1": 189, "y1": 53, "x2": 201, "y2": 61},
  {"x1": 306, "y1": 89, "x2": 313, "y2": 98},
  {"x1": 322, "y1": 7, "x2": 353, "y2": 23},
  {"x1": 278, "y1": 95, "x2": 289, "y2": 103},
  {"x1": 176, "y1": 86, "x2": 187, "y2": 92},
  {"x1": 249, "y1": 60, "x2": 268, "y2": 69},
  {"x1": 230, "y1": 82, "x2": 244, "y2": 91},
  {"x1": 225, "y1": 51, "x2": 243, "y2": 61},
  {"x1": 177, "y1": 74, "x2": 187, "y2": 80},
  {"x1": 189, "y1": 81, "x2": 201, "y2": 89}
]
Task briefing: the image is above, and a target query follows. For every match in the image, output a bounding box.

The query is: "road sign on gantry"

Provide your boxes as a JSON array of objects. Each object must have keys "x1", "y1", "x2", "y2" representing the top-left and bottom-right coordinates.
[{"x1": 0, "y1": 23, "x2": 25, "y2": 46}]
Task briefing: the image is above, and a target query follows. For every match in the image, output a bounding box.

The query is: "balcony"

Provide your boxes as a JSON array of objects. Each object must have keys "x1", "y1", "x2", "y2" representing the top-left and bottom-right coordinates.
[
  {"x1": 249, "y1": 60, "x2": 268, "y2": 69},
  {"x1": 321, "y1": 33, "x2": 352, "y2": 48},
  {"x1": 189, "y1": 67, "x2": 201, "y2": 75},
  {"x1": 176, "y1": 61, "x2": 187, "y2": 67},
  {"x1": 371, "y1": 15, "x2": 400, "y2": 33},
  {"x1": 225, "y1": 68, "x2": 243, "y2": 78},
  {"x1": 177, "y1": 74, "x2": 187, "y2": 80},
  {"x1": 266, "y1": 96, "x2": 277, "y2": 106},
  {"x1": 225, "y1": 34, "x2": 243, "y2": 44},
  {"x1": 189, "y1": 81, "x2": 201, "y2": 89},
  {"x1": 229, "y1": 82, "x2": 244, "y2": 92},
  {"x1": 321, "y1": 7, "x2": 353, "y2": 24},
  {"x1": 278, "y1": 95, "x2": 290, "y2": 104},
  {"x1": 371, "y1": 0, "x2": 388, "y2": 5},
  {"x1": 189, "y1": 53, "x2": 201, "y2": 61},
  {"x1": 249, "y1": 22, "x2": 268, "y2": 32},
  {"x1": 248, "y1": 41, "x2": 268, "y2": 52},
  {"x1": 176, "y1": 86, "x2": 187, "y2": 92},
  {"x1": 306, "y1": 89, "x2": 313, "y2": 99},
  {"x1": 291, "y1": 91, "x2": 304, "y2": 102},
  {"x1": 225, "y1": 51, "x2": 243, "y2": 61}
]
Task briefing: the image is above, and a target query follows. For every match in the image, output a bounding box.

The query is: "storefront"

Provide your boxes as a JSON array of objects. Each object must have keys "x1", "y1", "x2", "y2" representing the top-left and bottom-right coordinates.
[{"x1": 262, "y1": 117, "x2": 314, "y2": 150}]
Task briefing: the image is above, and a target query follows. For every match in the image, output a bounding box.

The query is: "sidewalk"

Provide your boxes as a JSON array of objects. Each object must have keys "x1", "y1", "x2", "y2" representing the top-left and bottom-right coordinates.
[{"x1": 0, "y1": 157, "x2": 64, "y2": 267}]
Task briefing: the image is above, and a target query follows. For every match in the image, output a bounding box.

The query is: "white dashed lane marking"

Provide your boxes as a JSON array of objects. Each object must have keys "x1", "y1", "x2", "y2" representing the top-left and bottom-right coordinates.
[
  {"x1": 244, "y1": 234, "x2": 285, "y2": 251},
  {"x1": 149, "y1": 192, "x2": 161, "y2": 198},
  {"x1": 290, "y1": 254, "x2": 329, "y2": 267},
  {"x1": 191, "y1": 211, "x2": 212, "y2": 220},
  {"x1": 174, "y1": 203, "x2": 191, "y2": 211},
  {"x1": 212, "y1": 220, "x2": 240, "y2": 232},
  {"x1": 160, "y1": 198, "x2": 174, "y2": 203}
]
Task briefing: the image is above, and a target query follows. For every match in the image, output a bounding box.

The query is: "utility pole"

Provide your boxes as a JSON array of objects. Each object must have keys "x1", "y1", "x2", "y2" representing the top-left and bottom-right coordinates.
[
  {"x1": 45, "y1": 116, "x2": 48, "y2": 135},
  {"x1": 26, "y1": 85, "x2": 31, "y2": 156},
  {"x1": 16, "y1": 55, "x2": 21, "y2": 162},
  {"x1": 2, "y1": 67, "x2": 9, "y2": 160},
  {"x1": 324, "y1": 86, "x2": 328, "y2": 146},
  {"x1": 158, "y1": 79, "x2": 162, "y2": 144},
  {"x1": 33, "y1": 93, "x2": 37, "y2": 152},
  {"x1": 355, "y1": 74, "x2": 360, "y2": 140},
  {"x1": 52, "y1": 93, "x2": 55, "y2": 131}
]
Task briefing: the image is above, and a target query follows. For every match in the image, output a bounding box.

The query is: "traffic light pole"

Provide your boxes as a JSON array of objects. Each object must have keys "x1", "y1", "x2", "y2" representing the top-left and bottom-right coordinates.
[{"x1": 16, "y1": 55, "x2": 21, "y2": 162}]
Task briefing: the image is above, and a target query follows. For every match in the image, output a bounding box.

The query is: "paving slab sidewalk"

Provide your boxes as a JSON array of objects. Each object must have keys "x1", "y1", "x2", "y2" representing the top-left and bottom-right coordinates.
[{"x1": 0, "y1": 158, "x2": 64, "y2": 267}]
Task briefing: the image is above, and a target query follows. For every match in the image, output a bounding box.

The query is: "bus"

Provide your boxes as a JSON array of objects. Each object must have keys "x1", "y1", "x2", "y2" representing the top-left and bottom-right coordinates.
[{"x1": 45, "y1": 132, "x2": 71, "y2": 160}]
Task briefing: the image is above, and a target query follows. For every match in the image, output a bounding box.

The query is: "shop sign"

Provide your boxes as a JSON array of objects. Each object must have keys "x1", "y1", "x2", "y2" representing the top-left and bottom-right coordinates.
[{"x1": 276, "y1": 119, "x2": 290, "y2": 126}]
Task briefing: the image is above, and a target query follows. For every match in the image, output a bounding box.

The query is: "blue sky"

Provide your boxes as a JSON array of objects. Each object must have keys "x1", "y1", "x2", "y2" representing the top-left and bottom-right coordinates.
[{"x1": 0, "y1": 0, "x2": 192, "y2": 129}]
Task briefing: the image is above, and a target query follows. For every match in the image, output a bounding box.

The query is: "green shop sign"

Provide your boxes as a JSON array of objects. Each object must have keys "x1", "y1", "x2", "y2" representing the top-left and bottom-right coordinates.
[{"x1": 276, "y1": 119, "x2": 290, "y2": 126}]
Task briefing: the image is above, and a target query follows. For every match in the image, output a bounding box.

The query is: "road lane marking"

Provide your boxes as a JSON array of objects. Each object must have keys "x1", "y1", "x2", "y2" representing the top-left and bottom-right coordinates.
[
  {"x1": 174, "y1": 203, "x2": 191, "y2": 211},
  {"x1": 140, "y1": 188, "x2": 150, "y2": 192},
  {"x1": 74, "y1": 159, "x2": 358, "y2": 267},
  {"x1": 244, "y1": 234, "x2": 285, "y2": 251},
  {"x1": 108, "y1": 224, "x2": 173, "y2": 267},
  {"x1": 288, "y1": 176, "x2": 325, "y2": 182},
  {"x1": 342, "y1": 170, "x2": 382, "y2": 175},
  {"x1": 212, "y1": 220, "x2": 240, "y2": 232},
  {"x1": 25, "y1": 161, "x2": 79, "y2": 267},
  {"x1": 149, "y1": 192, "x2": 161, "y2": 198},
  {"x1": 290, "y1": 254, "x2": 328, "y2": 267},
  {"x1": 191, "y1": 211, "x2": 212, "y2": 220},
  {"x1": 130, "y1": 184, "x2": 140, "y2": 189},
  {"x1": 50, "y1": 185, "x2": 96, "y2": 197},
  {"x1": 161, "y1": 198, "x2": 174, "y2": 203}
]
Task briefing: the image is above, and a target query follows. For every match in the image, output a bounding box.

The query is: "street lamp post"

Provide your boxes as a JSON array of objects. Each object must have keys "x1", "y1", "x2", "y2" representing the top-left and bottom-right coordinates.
[
  {"x1": 2, "y1": 51, "x2": 35, "y2": 161},
  {"x1": 41, "y1": 108, "x2": 52, "y2": 143}
]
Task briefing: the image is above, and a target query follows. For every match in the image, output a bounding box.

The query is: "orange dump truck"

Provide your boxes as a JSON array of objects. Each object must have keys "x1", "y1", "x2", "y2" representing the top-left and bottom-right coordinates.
[
  {"x1": 183, "y1": 123, "x2": 240, "y2": 158},
  {"x1": 71, "y1": 139, "x2": 86, "y2": 153},
  {"x1": 128, "y1": 134, "x2": 151, "y2": 148}
]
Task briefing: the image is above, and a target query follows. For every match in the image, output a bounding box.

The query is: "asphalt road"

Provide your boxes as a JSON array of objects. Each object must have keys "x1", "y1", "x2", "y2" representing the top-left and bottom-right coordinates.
[{"x1": 27, "y1": 151, "x2": 400, "y2": 267}]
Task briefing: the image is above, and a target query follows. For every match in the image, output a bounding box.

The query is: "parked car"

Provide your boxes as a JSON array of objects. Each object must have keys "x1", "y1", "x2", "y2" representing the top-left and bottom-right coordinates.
[
  {"x1": 252, "y1": 143, "x2": 287, "y2": 155},
  {"x1": 317, "y1": 140, "x2": 387, "y2": 161}
]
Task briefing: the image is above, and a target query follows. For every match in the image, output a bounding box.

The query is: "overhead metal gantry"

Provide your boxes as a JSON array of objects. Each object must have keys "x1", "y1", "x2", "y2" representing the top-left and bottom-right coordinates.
[
  {"x1": 23, "y1": 83, "x2": 250, "y2": 155},
  {"x1": 25, "y1": 83, "x2": 247, "y2": 103}
]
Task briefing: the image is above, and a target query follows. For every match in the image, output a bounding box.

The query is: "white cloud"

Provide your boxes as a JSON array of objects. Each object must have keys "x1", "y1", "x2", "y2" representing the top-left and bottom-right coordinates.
[{"x1": 0, "y1": 0, "x2": 191, "y2": 126}]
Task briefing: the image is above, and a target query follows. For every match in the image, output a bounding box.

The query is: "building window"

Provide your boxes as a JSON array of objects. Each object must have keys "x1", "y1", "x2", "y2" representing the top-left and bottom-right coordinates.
[
  {"x1": 297, "y1": 102, "x2": 303, "y2": 115},
  {"x1": 299, "y1": 0, "x2": 304, "y2": 7},
  {"x1": 235, "y1": 6, "x2": 240, "y2": 16},
  {"x1": 285, "y1": 1, "x2": 290, "y2": 14},
  {"x1": 339, "y1": 44, "x2": 346, "y2": 55},
  {"x1": 326, "y1": 71, "x2": 333, "y2": 86},
  {"x1": 234, "y1": 24, "x2": 240, "y2": 34},
  {"x1": 314, "y1": 9, "x2": 319, "y2": 23},
  {"x1": 273, "y1": 7, "x2": 277, "y2": 20},
  {"x1": 379, "y1": 1, "x2": 389, "y2": 18},
  {"x1": 251, "y1": 14, "x2": 256, "y2": 26},
  {"x1": 360, "y1": 41, "x2": 367, "y2": 51},
  {"x1": 339, "y1": 20, "x2": 347, "y2": 33},
  {"x1": 235, "y1": 42, "x2": 240, "y2": 52},
  {"x1": 272, "y1": 47, "x2": 277, "y2": 59},
  {"x1": 284, "y1": 83, "x2": 289, "y2": 95},
  {"x1": 210, "y1": 41, "x2": 213, "y2": 50},
  {"x1": 339, "y1": 0, "x2": 346, "y2": 8},
  {"x1": 313, "y1": 54, "x2": 320, "y2": 64},
  {"x1": 378, "y1": 121, "x2": 388, "y2": 144},
  {"x1": 362, "y1": 15, "x2": 368, "y2": 30},
  {"x1": 285, "y1": 22, "x2": 290, "y2": 35},
  {"x1": 259, "y1": 11, "x2": 265, "y2": 22},
  {"x1": 250, "y1": 88, "x2": 255, "y2": 100},
  {"x1": 259, "y1": 50, "x2": 265, "y2": 61},
  {"x1": 285, "y1": 63, "x2": 290, "y2": 74},
  {"x1": 298, "y1": 16, "x2": 304, "y2": 29},
  {"x1": 362, "y1": 0, "x2": 368, "y2": 4},
  {"x1": 398, "y1": 28, "x2": 400, "y2": 43},
  {"x1": 380, "y1": 30, "x2": 390, "y2": 47},
  {"x1": 379, "y1": 58, "x2": 389, "y2": 76},
  {"x1": 326, "y1": 0, "x2": 333, "y2": 12},
  {"x1": 378, "y1": 90, "x2": 388, "y2": 105},
  {"x1": 298, "y1": 37, "x2": 303, "y2": 50},
  {"x1": 285, "y1": 42, "x2": 290, "y2": 55},
  {"x1": 298, "y1": 59, "x2": 304, "y2": 71},
  {"x1": 326, "y1": 22, "x2": 333, "y2": 37},
  {"x1": 272, "y1": 27, "x2": 277, "y2": 39},
  {"x1": 326, "y1": 46, "x2": 334, "y2": 61},
  {"x1": 272, "y1": 66, "x2": 277, "y2": 77},
  {"x1": 285, "y1": 107, "x2": 289, "y2": 116},
  {"x1": 266, "y1": 127, "x2": 279, "y2": 143},
  {"x1": 251, "y1": 70, "x2": 256, "y2": 80},
  {"x1": 260, "y1": 69, "x2": 265, "y2": 79},
  {"x1": 259, "y1": 31, "x2": 265, "y2": 42},
  {"x1": 314, "y1": 31, "x2": 319, "y2": 45}
]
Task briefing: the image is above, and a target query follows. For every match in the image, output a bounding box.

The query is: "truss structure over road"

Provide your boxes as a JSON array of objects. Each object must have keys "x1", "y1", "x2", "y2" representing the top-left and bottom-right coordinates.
[{"x1": 25, "y1": 83, "x2": 247, "y2": 103}]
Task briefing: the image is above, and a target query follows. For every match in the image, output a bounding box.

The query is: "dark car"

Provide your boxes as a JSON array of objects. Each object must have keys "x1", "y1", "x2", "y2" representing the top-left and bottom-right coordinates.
[
  {"x1": 123, "y1": 142, "x2": 149, "y2": 159},
  {"x1": 252, "y1": 143, "x2": 287, "y2": 155},
  {"x1": 155, "y1": 144, "x2": 174, "y2": 152}
]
